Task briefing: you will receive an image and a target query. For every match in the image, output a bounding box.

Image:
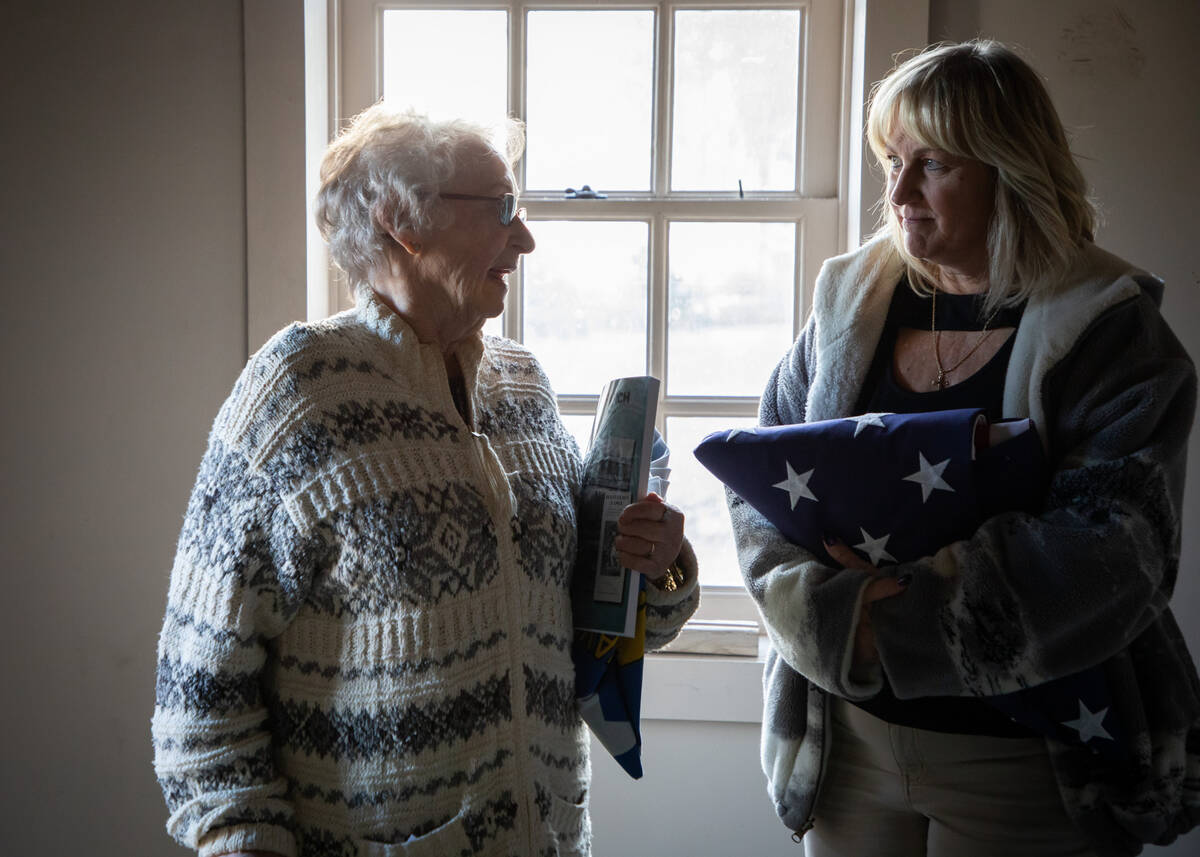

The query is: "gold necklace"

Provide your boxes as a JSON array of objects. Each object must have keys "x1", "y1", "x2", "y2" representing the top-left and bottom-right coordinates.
[{"x1": 930, "y1": 287, "x2": 1001, "y2": 391}]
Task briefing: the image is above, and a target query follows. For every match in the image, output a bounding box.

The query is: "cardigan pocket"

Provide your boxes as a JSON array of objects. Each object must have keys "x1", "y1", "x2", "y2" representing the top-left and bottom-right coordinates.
[
  {"x1": 547, "y1": 790, "x2": 589, "y2": 856},
  {"x1": 357, "y1": 807, "x2": 471, "y2": 857}
]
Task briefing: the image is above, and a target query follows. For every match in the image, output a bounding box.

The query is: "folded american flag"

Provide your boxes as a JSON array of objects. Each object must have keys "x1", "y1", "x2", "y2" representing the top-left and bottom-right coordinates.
[
  {"x1": 572, "y1": 586, "x2": 647, "y2": 779},
  {"x1": 694, "y1": 408, "x2": 1127, "y2": 758}
]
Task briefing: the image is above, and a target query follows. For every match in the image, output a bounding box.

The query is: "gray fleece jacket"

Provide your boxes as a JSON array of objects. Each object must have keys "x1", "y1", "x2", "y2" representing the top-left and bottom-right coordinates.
[{"x1": 729, "y1": 236, "x2": 1200, "y2": 854}]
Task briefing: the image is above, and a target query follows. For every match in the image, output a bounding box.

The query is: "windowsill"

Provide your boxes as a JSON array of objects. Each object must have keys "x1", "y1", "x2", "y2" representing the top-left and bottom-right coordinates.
[
  {"x1": 641, "y1": 639, "x2": 768, "y2": 724},
  {"x1": 660, "y1": 619, "x2": 759, "y2": 656}
]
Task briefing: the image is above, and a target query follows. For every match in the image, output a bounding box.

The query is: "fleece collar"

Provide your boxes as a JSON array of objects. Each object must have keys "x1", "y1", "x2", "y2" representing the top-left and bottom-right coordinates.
[{"x1": 805, "y1": 238, "x2": 1157, "y2": 446}]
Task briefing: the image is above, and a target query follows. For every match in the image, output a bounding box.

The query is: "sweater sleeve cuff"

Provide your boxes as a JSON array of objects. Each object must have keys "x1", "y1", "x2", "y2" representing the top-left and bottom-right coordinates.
[
  {"x1": 645, "y1": 538, "x2": 699, "y2": 609},
  {"x1": 644, "y1": 539, "x2": 700, "y2": 650},
  {"x1": 198, "y1": 824, "x2": 297, "y2": 857},
  {"x1": 836, "y1": 577, "x2": 884, "y2": 700}
]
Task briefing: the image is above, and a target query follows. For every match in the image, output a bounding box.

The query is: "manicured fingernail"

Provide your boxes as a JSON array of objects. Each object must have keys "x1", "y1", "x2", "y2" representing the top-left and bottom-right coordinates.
[{"x1": 897, "y1": 574, "x2": 913, "y2": 587}]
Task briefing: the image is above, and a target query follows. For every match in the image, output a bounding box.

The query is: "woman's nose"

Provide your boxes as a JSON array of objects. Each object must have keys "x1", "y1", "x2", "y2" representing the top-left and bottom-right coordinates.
[
  {"x1": 511, "y1": 217, "x2": 536, "y2": 254},
  {"x1": 890, "y1": 166, "x2": 916, "y2": 206}
]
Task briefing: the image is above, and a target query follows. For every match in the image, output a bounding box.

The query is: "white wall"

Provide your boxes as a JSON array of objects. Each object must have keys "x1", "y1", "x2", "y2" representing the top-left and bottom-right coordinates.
[
  {"x1": 0, "y1": 3, "x2": 243, "y2": 855},
  {"x1": 1, "y1": 2, "x2": 1196, "y2": 856}
]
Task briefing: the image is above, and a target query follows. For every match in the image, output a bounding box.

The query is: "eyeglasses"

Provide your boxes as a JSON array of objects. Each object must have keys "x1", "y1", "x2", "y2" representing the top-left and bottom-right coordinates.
[{"x1": 439, "y1": 192, "x2": 527, "y2": 226}]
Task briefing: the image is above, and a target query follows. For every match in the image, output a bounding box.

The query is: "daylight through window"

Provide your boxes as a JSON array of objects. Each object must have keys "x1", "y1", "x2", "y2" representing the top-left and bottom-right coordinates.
[{"x1": 339, "y1": 0, "x2": 844, "y2": 592}]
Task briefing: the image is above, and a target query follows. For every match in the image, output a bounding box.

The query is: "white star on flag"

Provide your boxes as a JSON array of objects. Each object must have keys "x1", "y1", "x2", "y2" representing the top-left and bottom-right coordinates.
[
  {"x1": 845, "y1": 412, "x2": 893, "y2": 437},
  {"x1": 853, "y1": 528, "x2": 896, "y2": 565},
  {"x1": 727, "y1": 427, "x2": 760, "y2": 440},
  {"x1": 773, "y1": 461, "x2": 817, "y2": 510},
  {"x1": 1062, "y1": 700, "x2": 1113, "y2": 743},
  {"x1": 902, "y1": 452, "x2": 956, "y2": 502}
]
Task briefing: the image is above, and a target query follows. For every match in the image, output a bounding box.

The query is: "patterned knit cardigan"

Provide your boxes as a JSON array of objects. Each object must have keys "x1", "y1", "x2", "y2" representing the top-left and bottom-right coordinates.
[
  {"x1": 730, "y1": 237, "x2": 1200, "y2": 854},
  {"x1": 153, "y1": 287, "x2": 699, "y2": 857}
]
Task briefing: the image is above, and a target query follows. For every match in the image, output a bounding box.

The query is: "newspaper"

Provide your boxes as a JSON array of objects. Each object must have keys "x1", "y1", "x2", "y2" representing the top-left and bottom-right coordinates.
[{"x1": 571, "y1": 376, "x2": 660, "y2": 637}]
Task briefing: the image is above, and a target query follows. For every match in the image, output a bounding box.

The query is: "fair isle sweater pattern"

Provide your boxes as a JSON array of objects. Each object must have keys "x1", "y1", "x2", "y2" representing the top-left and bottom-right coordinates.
[
  {"x1": 731, "y1": 238, "x2": 1200, "y2": 855},
  {"x1": 153, "y1": 288, "x2": 699, "y2": 857}
]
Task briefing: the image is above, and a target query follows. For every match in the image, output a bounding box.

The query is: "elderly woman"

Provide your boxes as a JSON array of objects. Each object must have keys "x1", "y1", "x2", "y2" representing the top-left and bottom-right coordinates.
[
  {"x1": 730, "y1": 41, "x2": 1198, "y2": 856},
  {"x1": 152, "y1": 105, "x2": 699, "y2": 857}
]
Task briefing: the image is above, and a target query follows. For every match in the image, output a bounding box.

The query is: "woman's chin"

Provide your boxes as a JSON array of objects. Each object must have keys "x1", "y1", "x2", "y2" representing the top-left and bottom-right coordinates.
[
  {"x1": 461, "y1": 277, "x2": 505, "y2": 321},
  {"x1": 484, "y1": 286, "x2": 507, "y2": 315},
  {"x1": 902, "y1": 235, "x2": 932, "y2": 262}
]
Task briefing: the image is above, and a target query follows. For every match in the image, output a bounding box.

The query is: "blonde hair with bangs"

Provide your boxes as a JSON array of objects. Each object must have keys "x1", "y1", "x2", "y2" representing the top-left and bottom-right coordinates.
[{"x1": 866, "y1": 40, "x2": 1096, "y2": 310}]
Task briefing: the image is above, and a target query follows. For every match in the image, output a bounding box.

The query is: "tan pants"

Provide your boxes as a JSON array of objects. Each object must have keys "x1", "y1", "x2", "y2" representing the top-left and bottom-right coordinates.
[{"x1": 805, "y1": 696, "x2": 1097, "y2": 857}]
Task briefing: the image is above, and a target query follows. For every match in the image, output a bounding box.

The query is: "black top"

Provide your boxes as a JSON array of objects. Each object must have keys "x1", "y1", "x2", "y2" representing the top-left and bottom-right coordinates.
[{"x1": 850, "y1": 279, "x2": 1034, "y2": 737}]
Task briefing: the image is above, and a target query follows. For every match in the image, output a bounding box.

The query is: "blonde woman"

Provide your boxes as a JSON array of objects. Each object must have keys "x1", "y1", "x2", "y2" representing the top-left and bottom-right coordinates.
[{"x1": 731, "y1": 41, "x2": 1198, "y2": 856}]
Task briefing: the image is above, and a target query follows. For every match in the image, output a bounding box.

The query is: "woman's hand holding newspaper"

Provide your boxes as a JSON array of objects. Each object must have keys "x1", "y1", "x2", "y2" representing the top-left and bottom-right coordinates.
[{"x1": 613, "y1": 492, "x2": 684, "y2": 582}]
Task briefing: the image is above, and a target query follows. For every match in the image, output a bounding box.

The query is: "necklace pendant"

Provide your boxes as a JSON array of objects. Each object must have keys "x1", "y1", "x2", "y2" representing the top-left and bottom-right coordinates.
[{"x1": 933, "y1": 369, "x2": 947, "y2": 390}]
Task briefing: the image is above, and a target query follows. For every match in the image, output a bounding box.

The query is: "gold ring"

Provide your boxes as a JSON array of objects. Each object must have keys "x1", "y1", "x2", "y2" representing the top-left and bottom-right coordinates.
[{"x1": 648, "y1": 542, "x2": 656, "y2": 558}]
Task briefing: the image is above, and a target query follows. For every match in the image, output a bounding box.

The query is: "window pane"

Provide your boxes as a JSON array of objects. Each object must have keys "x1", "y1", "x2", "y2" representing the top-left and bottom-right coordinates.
[
  {"x1": 667, "y1": 222, "x2": 795, "y2": 396},
  {"x1": 526, "y1": 11, "x2": 654, "y2": 191},
  {"x1": 560, "y1": 413, "x2": 595, "y2": 455},
  {"x1": 382, "y1": 11, "x2": 507, "y2": 124},
  {"x1": 522, "y1": 220, "x2": 648, "y2": 394},
  {"x1": 667, "y1": 416, "x2": 758, "y2": 587},
  {"x1": 482, "y1": 314, "x2": 503, "y2": 338},
  {"x1": 671, "y1": 10, "x2": 800, "y2": 191}
]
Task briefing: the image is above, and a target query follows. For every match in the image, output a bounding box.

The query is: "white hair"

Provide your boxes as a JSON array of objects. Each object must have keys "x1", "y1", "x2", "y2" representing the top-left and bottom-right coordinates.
[{"x1": 315, "y1": 103, "x2": 525, "y2": 285}]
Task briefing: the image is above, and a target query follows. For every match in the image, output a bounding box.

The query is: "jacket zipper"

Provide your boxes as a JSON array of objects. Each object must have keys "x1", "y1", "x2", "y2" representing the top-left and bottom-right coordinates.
[
  {"x1": 470, "y1": 429, "x2": 533, "y2": 852},
  {"x1": 795, "y1": 683, "x2": 833, "y2": 841}
]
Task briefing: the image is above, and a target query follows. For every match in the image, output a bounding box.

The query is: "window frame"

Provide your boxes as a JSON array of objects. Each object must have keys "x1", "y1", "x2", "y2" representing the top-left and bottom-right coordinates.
[
  {"x1": 332, "y1": 0, "x2": 848, "y2": 623},
  {"x1": 248, "y1": 0, "x2": 930, "y2": 704}
]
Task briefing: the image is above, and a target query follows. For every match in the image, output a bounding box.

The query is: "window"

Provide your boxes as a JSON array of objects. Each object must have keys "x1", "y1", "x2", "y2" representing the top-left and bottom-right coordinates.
[{"x1": 338, "y1": 0, "x2": 845, "y2": 613}]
